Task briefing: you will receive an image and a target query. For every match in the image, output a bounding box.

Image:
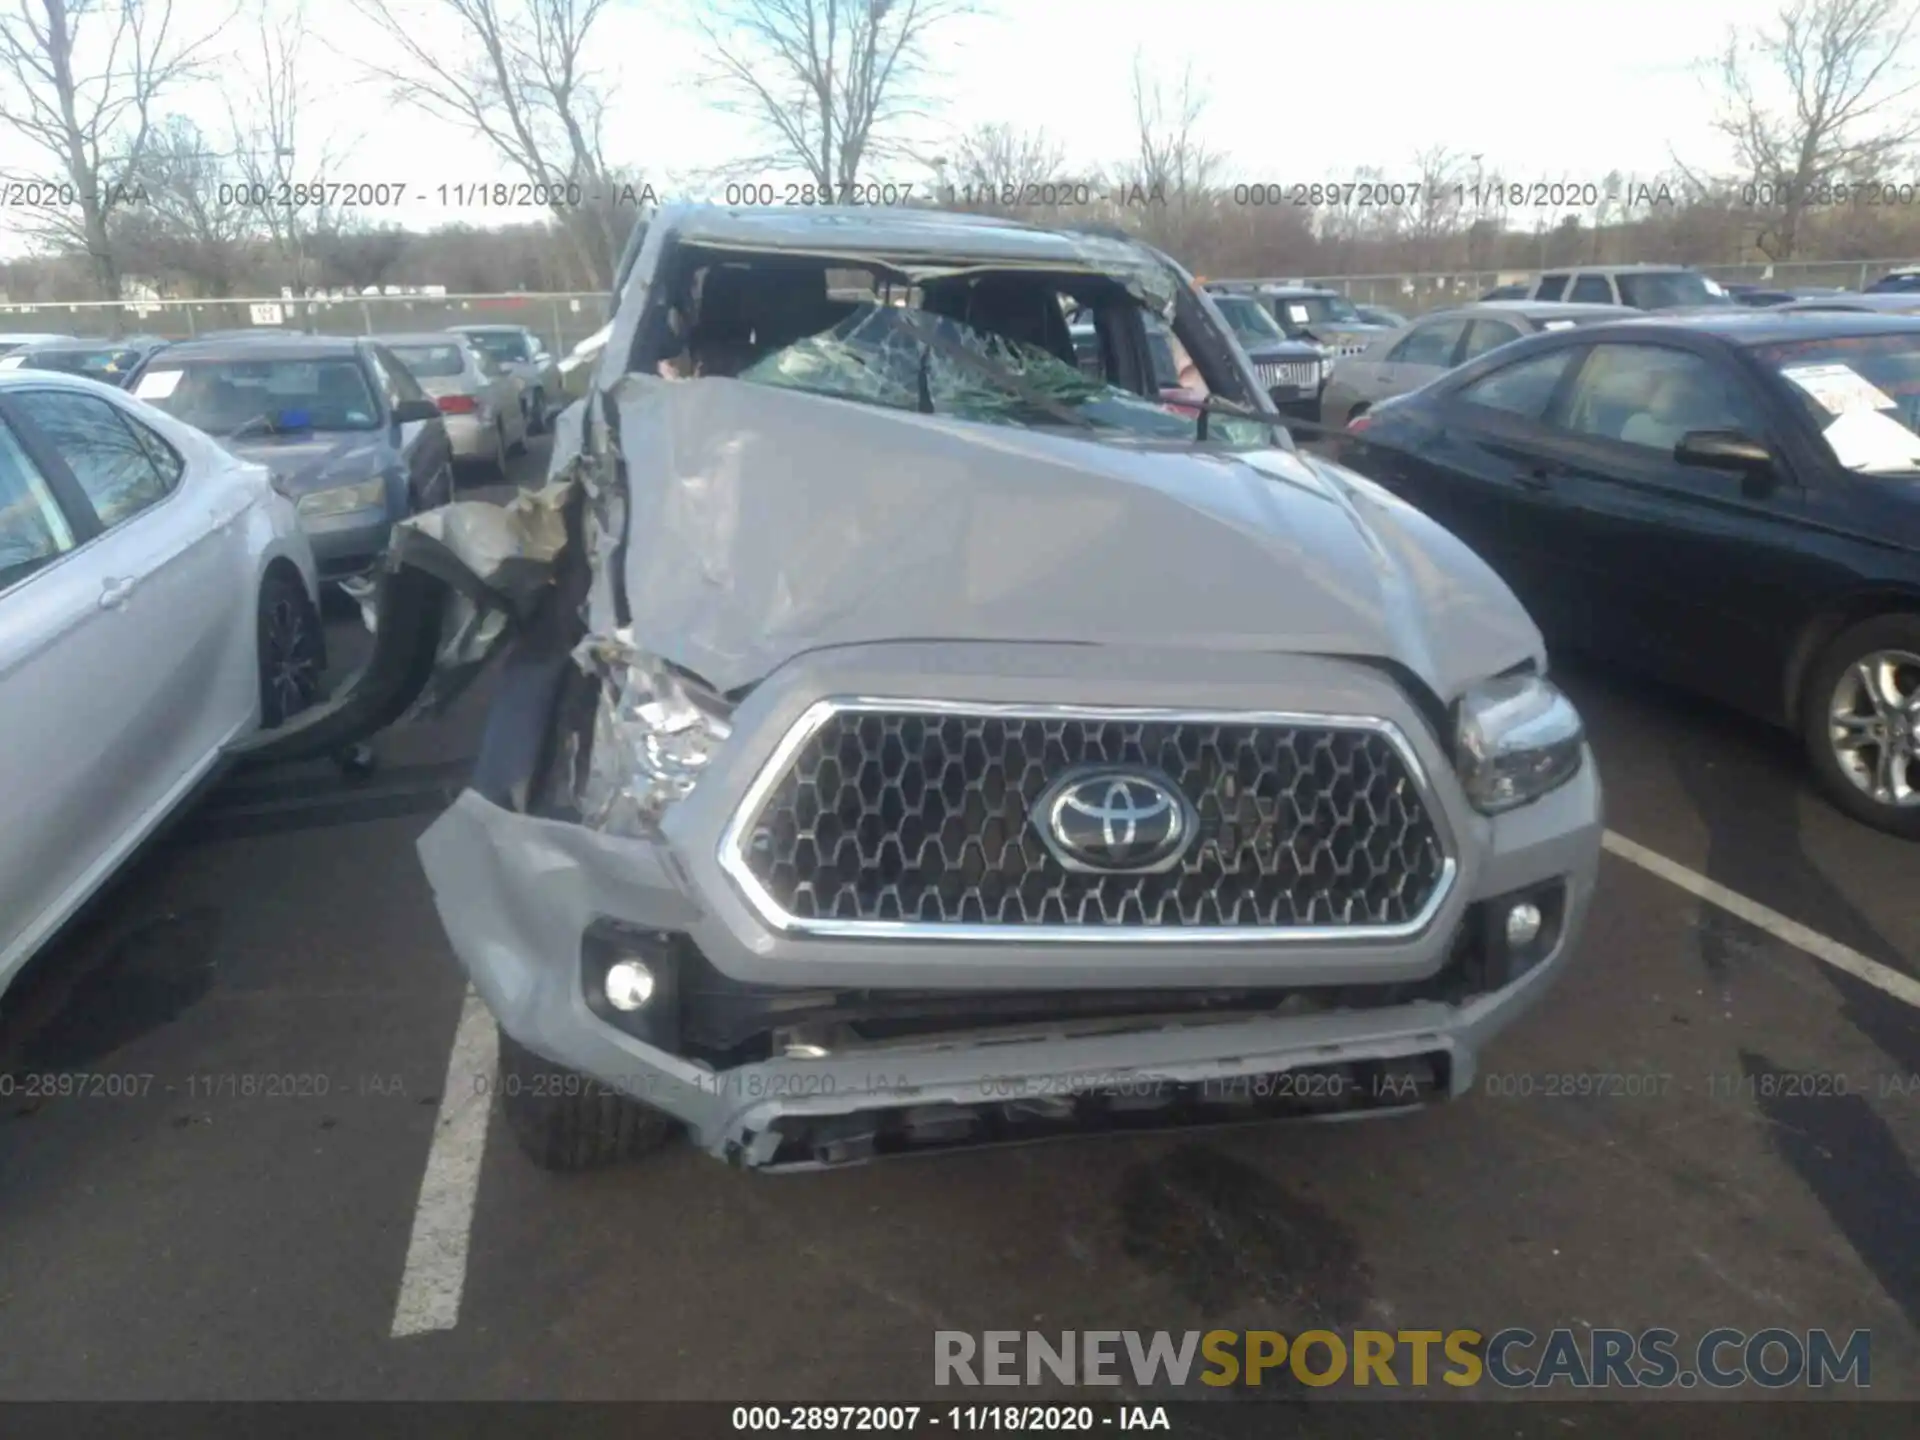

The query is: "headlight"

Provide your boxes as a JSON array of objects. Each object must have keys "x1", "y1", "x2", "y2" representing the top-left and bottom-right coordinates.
[
  {"x1": 295, "y1": 477, "x2": 386, "y2": 519},
  {"x1": 1454, "y1": 674, "x2": 1584, "y2": 813},
  {"x1": 573, "y1": 633, "x2": 733, "y2": 836}
]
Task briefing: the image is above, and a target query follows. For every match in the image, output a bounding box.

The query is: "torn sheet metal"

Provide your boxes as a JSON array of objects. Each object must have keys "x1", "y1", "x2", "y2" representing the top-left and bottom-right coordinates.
[
  {"x1": 570, "y1": 630, "x2": 734, "y2": 836},
  {"x1": 608, "y1": 378, "x2": 1540, "y2": 700}
]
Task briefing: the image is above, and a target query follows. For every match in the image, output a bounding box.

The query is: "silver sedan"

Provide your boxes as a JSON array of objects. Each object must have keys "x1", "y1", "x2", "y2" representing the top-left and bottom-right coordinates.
[
  {"x1": 375, "y1": 332, "x2": 529, "y2": 479},
  {"x1": 448, "y1": 324, "x2": 564, "y2": 435},
  {"x1": 0, "y1": 371, "x2": 323, "y2": 993},
  {"x1": 1321, "y1": 301, "x2": 1623, "y2": 428}
]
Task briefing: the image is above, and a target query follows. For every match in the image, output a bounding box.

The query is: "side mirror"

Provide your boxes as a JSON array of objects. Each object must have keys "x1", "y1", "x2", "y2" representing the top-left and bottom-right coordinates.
[
  {"x1": 1674, "y1": 428, "x2": 1776, "y2": 482},
  {"x1": 393, "y1": 397, "x2": 440, "y2": 424}
]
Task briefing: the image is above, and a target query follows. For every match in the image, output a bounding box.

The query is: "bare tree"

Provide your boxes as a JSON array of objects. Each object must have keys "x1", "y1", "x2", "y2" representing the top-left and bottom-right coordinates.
[
  {"x1": 348, "y1": 0, "x2": 635, "y2": 286},
  {"x1": 1703, "y1": 0, "x2": 1920, "y2": 259},
  {"x1": 0, "y1": 0, "x2": 225, "y2": 299},
  {"x1": 1124, "y1": 56, "x2": 1219, "y2": 206},
  {"x1": 1119, "y1": 56, "x2": 1221, "y2": 254},
  {"x1": 228, "y1": 0, "x2": 352, "y2": 293},
  {"x1": 690, "y1": 0, "x2": 975, "y2": 194},
  {"x1": 116, "y1": 114, "x2": 256, "y2": 295},
  {"x1": 1403, "y1": 144, "x2": 1466, "y2": 271},
  {"x1": 940, "y1": 121, "x2": 1065, "y2": 206}
]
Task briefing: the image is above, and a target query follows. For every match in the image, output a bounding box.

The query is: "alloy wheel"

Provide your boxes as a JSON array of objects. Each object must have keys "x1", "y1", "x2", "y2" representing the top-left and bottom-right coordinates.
[
  {"x1": 264, "y1": 591, "x2": 324, "y2": 722},
  {"x1": 1828, "y1": 649, "x2": 1920, "y2": 807}
]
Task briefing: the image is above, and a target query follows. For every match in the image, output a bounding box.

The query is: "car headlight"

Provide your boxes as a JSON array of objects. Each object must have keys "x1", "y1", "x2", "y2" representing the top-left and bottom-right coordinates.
[
  {"x1": 295, "y1": 477, "x2": 386, "y2": 519},
  {"x1": 573, "y1": 633, "x2": 733, "y2": 836},
  {"x1": 1454, "y1": 674, "x2": 1585, "y2": 813}
]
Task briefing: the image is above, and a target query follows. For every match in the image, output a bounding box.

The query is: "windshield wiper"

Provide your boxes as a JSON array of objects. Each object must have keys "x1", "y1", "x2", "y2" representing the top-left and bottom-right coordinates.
[{"x1": 226, "y1": 412, "x2": 278, "y2": 441}]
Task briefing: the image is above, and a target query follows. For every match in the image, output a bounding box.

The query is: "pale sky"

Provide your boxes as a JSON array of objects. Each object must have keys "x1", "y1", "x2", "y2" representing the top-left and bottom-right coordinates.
[{"x1": 0, "y1": 0, "x2": 1775, "y2": 257}]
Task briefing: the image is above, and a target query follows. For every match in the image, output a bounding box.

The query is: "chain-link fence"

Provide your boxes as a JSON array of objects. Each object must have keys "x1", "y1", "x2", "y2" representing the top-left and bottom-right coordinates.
[
  {"x1": 0, "y1": 292, "x2": 612, "y2": 354},
  {"x1": 1314, "y1": 259, "x2": 1919, "y2": 315}
]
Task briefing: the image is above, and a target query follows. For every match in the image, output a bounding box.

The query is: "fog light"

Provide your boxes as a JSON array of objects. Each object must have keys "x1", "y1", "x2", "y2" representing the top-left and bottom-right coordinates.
[
  {"x1": 604, "y1": 960, "x2": 655, "y2": 1011},
  {"x1": 1505, "y1": 902, "x2": 1544, "y2": 947},
  {"x1": 784, "y1": 1042, "x2": 830, "y2": 1059}
]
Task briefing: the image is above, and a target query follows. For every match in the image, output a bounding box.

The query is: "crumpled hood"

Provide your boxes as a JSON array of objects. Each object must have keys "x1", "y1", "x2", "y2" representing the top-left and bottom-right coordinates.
[
  {"x1": 610, "y1": 379, "x2": 1542, "y2": 700},
  {"x1": 226, "y1": 432, "x2": 388, "y2": 495}
]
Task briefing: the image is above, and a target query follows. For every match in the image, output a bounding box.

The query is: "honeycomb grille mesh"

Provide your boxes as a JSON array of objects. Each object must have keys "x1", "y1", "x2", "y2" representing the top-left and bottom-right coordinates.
[{"x1": 733, "y1": 709, "x2": 1449, "y2": 930}]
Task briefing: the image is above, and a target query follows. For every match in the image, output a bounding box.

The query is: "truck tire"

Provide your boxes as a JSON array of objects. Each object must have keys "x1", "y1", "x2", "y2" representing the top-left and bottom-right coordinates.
[{"x1": 497, "y1": 1026, "x2": 676, "y2": 1170}]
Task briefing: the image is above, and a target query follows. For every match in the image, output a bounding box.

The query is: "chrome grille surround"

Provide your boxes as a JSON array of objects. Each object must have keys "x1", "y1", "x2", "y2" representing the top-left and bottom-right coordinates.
[
  {"x1": 1255, "y1": 360, "x2": 1319, "y2": 389},
  {"x1": 717, "y1": 699, "x2": 1458, "y2": 943}
]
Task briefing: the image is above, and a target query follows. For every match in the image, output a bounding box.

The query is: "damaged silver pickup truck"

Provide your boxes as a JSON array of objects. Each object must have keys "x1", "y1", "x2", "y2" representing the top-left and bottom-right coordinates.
[{"x1": 240, "y1": 205, "x2": 1603, "y2": 1172}]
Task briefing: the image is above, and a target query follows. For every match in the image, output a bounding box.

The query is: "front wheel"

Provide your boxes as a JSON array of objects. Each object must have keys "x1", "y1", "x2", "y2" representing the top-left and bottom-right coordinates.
[
  {"x1": 496, "y1": 1027, "x2": 677, "y2": 1170},
  {"x1": 1802, "y1": 614, "x2": 1920, "y2": 838},
  {"x1": 257, "y1": 567, "x2": 325, "y2": 729}
]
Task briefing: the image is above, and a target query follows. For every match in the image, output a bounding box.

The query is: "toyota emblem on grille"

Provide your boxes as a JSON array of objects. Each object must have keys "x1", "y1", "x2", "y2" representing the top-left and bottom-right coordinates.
[{"x1": 1034, "y1": 767, "x2": 1197, "y2": 873}]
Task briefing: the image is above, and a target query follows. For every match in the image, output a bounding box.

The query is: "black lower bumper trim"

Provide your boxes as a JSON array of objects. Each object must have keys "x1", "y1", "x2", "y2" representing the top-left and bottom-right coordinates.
[{"x1": 746, "y1": 1053, "x2": 1452, "y2": 1169}]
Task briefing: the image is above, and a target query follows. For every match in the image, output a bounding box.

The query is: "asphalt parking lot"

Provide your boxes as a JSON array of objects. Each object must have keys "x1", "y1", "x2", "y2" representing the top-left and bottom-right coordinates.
[{"x1": 2, "y1": 433, "x2": 1917, "y2": 1411}]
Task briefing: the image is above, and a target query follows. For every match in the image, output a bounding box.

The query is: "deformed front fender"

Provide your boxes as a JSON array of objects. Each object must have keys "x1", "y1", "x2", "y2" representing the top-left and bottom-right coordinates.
[{"x1": 229, "y1": 483, "x2": 572, "y2": 769}]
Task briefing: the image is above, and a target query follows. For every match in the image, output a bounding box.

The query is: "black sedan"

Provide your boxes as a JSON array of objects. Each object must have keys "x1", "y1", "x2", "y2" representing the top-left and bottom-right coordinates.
[{"x1": 1340, "y1": 311, "x2": 1920, "y2": 836}]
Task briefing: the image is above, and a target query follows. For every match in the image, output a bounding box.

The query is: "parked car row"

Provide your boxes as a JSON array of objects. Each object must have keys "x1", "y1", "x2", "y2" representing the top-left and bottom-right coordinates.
[
  {"x1": 0, "y1": 321, "x2": 562, "y2": 1001},
  {"x1": 0, "y1": 321, "x2": 562, "y2": 439}
]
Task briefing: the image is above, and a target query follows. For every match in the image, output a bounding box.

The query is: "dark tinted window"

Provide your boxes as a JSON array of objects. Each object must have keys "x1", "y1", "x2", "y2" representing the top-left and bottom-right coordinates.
[
  {"x1": 0, "y1": 417, "x2": 75, "y2": 589},
  {"x1": 1568, "y1": 275, "x2": 1614, "y2": 303},
  {"x1": 1616, "y1": 271, "x2": 1727, "y2": 310},
  {"x1": 11, "y1": 389, "x2": 175, "y2": 527},
  {"x1": 1389, "y1": 318, "x2": 1468, "y2": 366},
  {"x1": 464, "y1": 330, "x2": 533, "y2": 363},
  {"x1": 1534, "y1": 274, "x2": 1569, "y2": 302},
  {"x1": 1455, "y1": 348, "x2": 1577, "y2": 418},
  {"x1": 387, "y1": 343, "x2": 468, "y2": 379},
  {"x1": 1561, "y1": 344, "x2": 1764, "y2": 450},
  {"x1": 1460, "y1": 319, "x2": 1524, "y2": 360}
]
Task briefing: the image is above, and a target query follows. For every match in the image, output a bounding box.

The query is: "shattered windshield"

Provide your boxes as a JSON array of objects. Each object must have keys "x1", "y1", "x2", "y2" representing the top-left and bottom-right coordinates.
[{"x1": 737, "y1": 303, "x2": 1276, "y2": 446}]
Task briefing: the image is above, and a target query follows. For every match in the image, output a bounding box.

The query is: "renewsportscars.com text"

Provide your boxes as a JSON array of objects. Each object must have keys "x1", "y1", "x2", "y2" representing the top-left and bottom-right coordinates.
[{"x1": 934, "y1": 1328, "x2": 1870, "y2": 1389}]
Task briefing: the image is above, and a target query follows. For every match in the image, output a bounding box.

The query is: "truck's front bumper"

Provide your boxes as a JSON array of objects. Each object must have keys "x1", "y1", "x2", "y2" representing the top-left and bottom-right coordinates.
[{"x1": 418, "y1": 710, "x2": 1601, "y2": 1168}]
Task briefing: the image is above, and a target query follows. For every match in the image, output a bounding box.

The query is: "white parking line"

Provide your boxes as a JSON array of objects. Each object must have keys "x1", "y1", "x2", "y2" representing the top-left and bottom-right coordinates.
[
  {"x1": 390, "y1": 986, "x2": 498, "y2": 1338},
  {"x1": 1603, "y1": 830, "x2": 1920, "y2": 1010}
]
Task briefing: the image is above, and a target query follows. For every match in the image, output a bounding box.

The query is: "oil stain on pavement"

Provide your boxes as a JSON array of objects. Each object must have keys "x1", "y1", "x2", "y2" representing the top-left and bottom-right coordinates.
[{"x1": 1117, "y1": 1144, "x2": 1370, "y2": 1323}]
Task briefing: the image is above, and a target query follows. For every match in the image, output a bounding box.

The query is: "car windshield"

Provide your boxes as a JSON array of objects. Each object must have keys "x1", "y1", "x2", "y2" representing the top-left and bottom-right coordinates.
[
  {"x1": 388, "y1": 344, "x2": 469, "y2": 379},
  {"x1": 1211, "y1": 295, "x2": 1288, "y2": 346},
  {"x1": 15, "y1": 347, "x2": 141, "y2": 380},
  {"x1": 738, "y1": 302, "x2": 1276, "y2": 447},
  {"x1": 1754, "y1": 332, "x2": 1920, "y2": 473},
  {"x1": 463, "y1": 331, "x2": 531, "y2": 363},
  {"x1": 1617, "y1": 272, "x2": 1731, "y2": 310},
  {"x1": 132, "y1": 356, "x2": 381, "y2": 432}
]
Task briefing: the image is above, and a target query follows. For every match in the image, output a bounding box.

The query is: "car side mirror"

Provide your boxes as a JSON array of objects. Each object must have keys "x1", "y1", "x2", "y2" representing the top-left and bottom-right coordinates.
[
  {"x1": 1674, "y1": 429, "x2": 1777, "y2": 489},
  {"x1": 393, "y1": 397, "x2": 440, "y2": 424}
]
